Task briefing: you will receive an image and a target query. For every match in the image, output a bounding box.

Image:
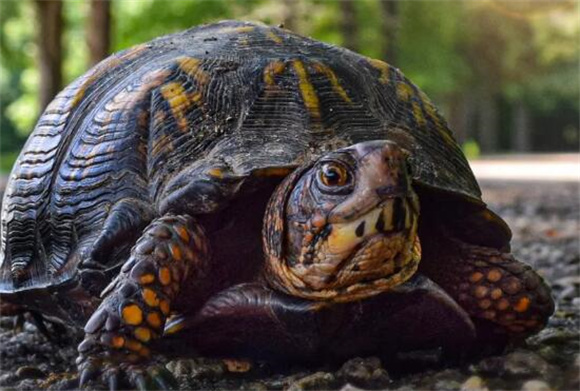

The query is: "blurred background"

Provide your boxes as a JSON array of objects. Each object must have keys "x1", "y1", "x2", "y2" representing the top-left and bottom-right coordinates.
[{"x1": 0, "y1": 0, "x2": 578, "y2": 174}]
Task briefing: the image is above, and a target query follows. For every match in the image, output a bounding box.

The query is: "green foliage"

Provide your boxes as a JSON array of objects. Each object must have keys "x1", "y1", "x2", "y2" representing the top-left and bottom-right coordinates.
[
  {"x1": 397, "y1": 1, "x2": 471, "y2": 99},
  {"x1": 113, "y1": 0, "x2": 235, "y2": 51},
  {"x1": 462, "y1": 140, "x2": 481, "y2": 160}
]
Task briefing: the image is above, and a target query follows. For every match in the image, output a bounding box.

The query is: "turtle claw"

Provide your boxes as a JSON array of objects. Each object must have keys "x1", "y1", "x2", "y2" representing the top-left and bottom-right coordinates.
[
  {"x1": 79, "y1": 362, "x2": 178, "y2": 391},
  {"x1": 78, "y1": 361, "x2": 101, "y2": 388},
  {"x1": 149, "y1": 366, "x2": 179, "y2": 390},
  {"x1": 103, "y1": 368, "x2": 120, "y2": 391}
]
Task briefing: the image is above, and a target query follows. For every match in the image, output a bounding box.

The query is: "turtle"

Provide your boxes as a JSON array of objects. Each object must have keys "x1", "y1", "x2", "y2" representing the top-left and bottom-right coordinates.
[{"x1": 0, "y1": 20, "x2": 554, "y2": 389}]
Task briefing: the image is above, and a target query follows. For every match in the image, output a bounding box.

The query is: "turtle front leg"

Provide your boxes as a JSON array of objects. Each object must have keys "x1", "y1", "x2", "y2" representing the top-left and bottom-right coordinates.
[
  {"x1": 76, "y1": 214, "x2": 209, "y2": 389},
  {"x1": 420, "y1": 238, "x2": 554, "y2": 343}
]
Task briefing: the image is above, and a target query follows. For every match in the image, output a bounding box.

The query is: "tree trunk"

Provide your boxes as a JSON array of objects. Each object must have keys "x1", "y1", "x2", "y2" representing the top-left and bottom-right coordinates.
[
  {"x1": 35, "y1": 0, "x2": 63, "y2": 113},
  {"x1": 380, "y1": 0, "x2": 399, "y2": 64},
  {"x1": 87, "y1": 0, "x2": 111, "y2": 67},
  {"x1": 512, "y1": 101, "x2": 532, "y2": 152},
  {"x1": 478, "y1": 90, "x2": 499, "y2": 153},
  {"x1": 340, "y1": 0, "x2": 358, "y2": 52}
]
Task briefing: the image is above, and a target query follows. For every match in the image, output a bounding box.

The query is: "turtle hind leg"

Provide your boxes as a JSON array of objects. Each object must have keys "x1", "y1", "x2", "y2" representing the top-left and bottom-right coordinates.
[
  {"x1": 76, "y1": 214, "x2": 209, "y2": 389},
  {"x1": 419, "y1": 235, "x2": 554, "y2": 345}
]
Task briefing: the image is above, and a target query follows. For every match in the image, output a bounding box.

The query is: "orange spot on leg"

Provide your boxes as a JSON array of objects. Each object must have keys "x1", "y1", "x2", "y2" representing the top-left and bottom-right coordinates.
[
  {"x1": 478, "y1": 299, "x2": 492, "y2": 309},
  {"x1": 112, "y1": 336, "x2": 125, "y2": 348},
  {"x1": 142, "y1": 288, "x2": 160, "y2": 307},
  {"x1": 470, "y1": 272, "x2": 484, "y2": 283},
  {"x1": 139, "y1": 274, "x2": 155, "y2": 284},
  {"x1": 487, "y1": 268, "x2": 503, "y2": 282},
  {"x1": 169, "y1": 244, "x2": 182, "y2": 261},
  {"x1": 159, "y1": 267, "x2": 171, "y2": 286},
  {"x1": 474, "y1": 285, "x2": 488, "y2": 299},
  {"x1": 515, "y1": 296, "x2": 531, "y2": 313},
  {"x1": 135, "y1": 327, "x2": 152, "y2": 342},
  {"x1": 122, "y1": 304, "x2": 143, "y2": 326},
  {"x1": 496, "y1": 298, "x2": 510, "y2": 310},
  {"x1": 146, "y1": 312, "x2": 162, "y2": 329},
  {"x1": 160, "y1": 300, "x2": 170, "y2": 315},
  {"x1": 176, "y1": 226, "x2": 190, "y2": 243},
  {"x1": 490, "y1": 288, "x2": 503, "y2": 299}
]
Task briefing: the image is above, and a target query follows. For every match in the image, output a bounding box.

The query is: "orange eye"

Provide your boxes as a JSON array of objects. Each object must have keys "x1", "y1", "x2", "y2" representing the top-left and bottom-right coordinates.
[{"x1": 319, "y1": 162, "x2": 349, "y2": 187}]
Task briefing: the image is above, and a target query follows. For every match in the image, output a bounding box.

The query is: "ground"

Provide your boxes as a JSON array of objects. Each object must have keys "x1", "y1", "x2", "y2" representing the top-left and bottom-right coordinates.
[{"x1": 0, "y1": 180, "x2": 578, "y2": 390}]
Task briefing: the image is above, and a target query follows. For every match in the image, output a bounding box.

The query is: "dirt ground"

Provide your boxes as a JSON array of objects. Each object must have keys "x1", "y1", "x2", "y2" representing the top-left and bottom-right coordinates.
[{"x1": 0, "y1": 180, "x2": 578, "y2": 390}]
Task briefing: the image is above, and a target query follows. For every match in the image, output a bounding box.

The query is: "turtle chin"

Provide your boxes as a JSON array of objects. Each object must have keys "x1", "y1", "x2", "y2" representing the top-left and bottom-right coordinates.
[{"x1": 289, "y1": 196, "x2": 422, "y2": 302}]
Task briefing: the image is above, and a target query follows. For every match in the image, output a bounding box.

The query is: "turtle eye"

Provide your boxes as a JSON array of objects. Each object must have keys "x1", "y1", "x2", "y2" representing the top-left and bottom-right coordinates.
[{"x1": 319, "y1": 162, "x2": 350, "y2": 188}]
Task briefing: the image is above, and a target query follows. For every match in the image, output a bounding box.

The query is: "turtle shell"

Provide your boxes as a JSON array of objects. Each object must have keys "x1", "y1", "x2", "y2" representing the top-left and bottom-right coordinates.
[{"x1": 0, "y1": 20, "x2": 509, "y2": 295}]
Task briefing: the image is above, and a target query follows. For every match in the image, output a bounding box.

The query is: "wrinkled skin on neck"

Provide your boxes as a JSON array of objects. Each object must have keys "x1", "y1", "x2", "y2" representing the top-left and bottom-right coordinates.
[{"x1": 264, "y1": 141, "x2": 422, "y2": 302}]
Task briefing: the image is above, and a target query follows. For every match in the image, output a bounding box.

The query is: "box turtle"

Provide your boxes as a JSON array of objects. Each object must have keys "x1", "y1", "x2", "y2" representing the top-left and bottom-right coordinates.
[{"x1": 0, "y1": 20, "x2": 554, "y2": 389}]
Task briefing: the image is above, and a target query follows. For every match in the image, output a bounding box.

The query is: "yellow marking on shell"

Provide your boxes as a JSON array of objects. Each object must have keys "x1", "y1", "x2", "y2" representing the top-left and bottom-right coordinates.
[
  {"x1": 112, "y1": 336, "x2": 125, "y2": 348},
  {"x1": 119, "y1": 43, "x2": 148, "y2": 61},
  {"x1": 177, "y1": 57, "x2": 210, "y2": 85},
  {"x1": 146, "y1": 312, "x2": 162, "y2": 328},
  {"x1": 292, "y1": 60, "x2": 321, "y2": 121},
  {"x1": 139, "y1": 274, "x2": 155, "y2": 284},
  {"x1": 420, "y1": 91, "x2": 458, "y2": 145},
  {"x1": 122, "y1": 304, "x2": 143, "y2": 326},
  {"x1": 160, "y1": 300, "x2": 170, "y2": 315},
  {"x1": 160, "y1": 82, "x2": 192, "y2": 131},
  {"x1": 412, "y1": 101, "x2": 427, "y2": 127},
  {"x1": 263, "y1": 61, "x2": 286, "y2": 86},
  {"x1": 218, "y1": 25, "x2": 255, "y2": 34},
  {"x1": 142, "y1": 288, "x2": 160, "y2": 307},
  {"x1": 169, "y1": 244, "x2": 182, "y2": 261},
  {"x1": 253, "y1": 167, "x2": 293, "y2": 178},
  {"x1": 515, "y1": 296, "x2": 531, "y2": 312},
  {"x1": 470, "y1": 272, "x2": 484, "y2": 283},
  {"x1": 70, "y1": 57, "x2": 122, "y2": 107},
  {"x1": 487, "y1": 269, "x2": 503, "y2": 282},
  {"x1": 312, "y1": 63, "x2": 352, "y2": 103},
  {"x1": 135, "y1": 327, "x2": 152, "y2": 342},
  {"x1": 159, "y1": 267, "x2": 172, "y2": 286},
  {"x1": 396, "y1": 82, "x2": 414, "y2": 102},
  {"x1": 266, "y1": 30, "x2": 283, "y2": 44},
  {"x1": 368, "y1": 58, "x2": 390, "y2": 84}
]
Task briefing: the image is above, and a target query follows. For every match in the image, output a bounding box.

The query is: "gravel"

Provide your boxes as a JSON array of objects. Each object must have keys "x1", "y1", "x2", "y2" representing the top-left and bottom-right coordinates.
[{"x1": 0, "y1": 180, "x2": 578, "y2": 390}]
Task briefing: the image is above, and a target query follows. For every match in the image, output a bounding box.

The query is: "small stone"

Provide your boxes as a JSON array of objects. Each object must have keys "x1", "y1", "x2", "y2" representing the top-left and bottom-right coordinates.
[
  {"x1": 461, "y1": 376, "x2": 488, "y2": 391},
  {"x1": 15, "y1": 366, "x2": 46, "y2": 380},
  {"x1": 337, "y1": 357, "x2": 390, "y2": 388},
  {"x1": 503, "y1": 351, "x2": 550, "y2": 378},
  {"x1": 287, "y1": 372, "x2": 337, "y2": 391},
  {"x1": 166, "y1": 358, "x2": 225, "y2": 379},
  {"x1": 521, "y1": 380, "x2": 551, "y2": 391},
  {"x1": 0, "y1": 373, "x2": 19, "y2": 386}
]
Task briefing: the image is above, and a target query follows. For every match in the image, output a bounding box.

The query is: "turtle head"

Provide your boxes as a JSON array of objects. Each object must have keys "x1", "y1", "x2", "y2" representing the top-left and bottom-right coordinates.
[{"x1": 264, "y1": 140, "x2": 421, "y2": 302}]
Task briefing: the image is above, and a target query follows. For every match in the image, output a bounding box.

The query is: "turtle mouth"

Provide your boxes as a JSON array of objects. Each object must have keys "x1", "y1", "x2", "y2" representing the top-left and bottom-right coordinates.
[{"x1": 292, "y1": 195, "x2": 421, "y2": 300}]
